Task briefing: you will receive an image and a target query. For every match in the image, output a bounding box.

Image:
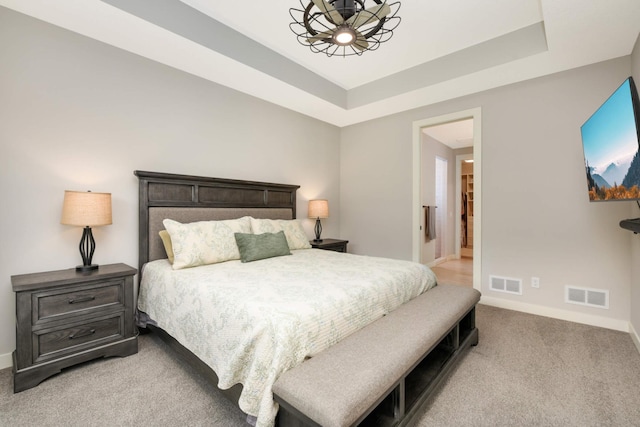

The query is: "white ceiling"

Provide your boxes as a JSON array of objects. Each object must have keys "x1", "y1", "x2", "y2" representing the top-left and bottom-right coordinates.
[
  {"x1": 423, "y1": 119, "x2": 474, "y2": 150},
  {"x1": 181, "y1": 0, "x2": 544, "y2": 89},
  {"x1": 2, "y1": 0, "x2": 640, "y2": 128}
]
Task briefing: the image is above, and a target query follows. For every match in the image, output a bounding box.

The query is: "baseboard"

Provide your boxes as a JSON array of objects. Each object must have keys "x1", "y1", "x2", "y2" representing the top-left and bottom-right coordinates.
[
  {"x1": 480, "y1": 296, "x2": 630, "y2": 332},
  {"x1": 427, "y1": 254, "x2": 458, "y2": 268},
  {"x1": 0, "y1": 352, "x2": 13, "y2": 370},
  {"x1": 630, "y1": 322, "x2": 640, "y2": 355}
]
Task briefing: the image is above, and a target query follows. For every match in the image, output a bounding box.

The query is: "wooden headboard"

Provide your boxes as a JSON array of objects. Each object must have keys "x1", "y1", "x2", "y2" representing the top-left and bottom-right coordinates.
[{"x1": 135, "y1": 170, "x2": 300, "y2": 274}]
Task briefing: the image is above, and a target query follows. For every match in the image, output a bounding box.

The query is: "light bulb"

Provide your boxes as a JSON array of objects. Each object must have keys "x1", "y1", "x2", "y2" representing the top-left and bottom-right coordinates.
[
  {"x1": 333, "y1": 27, "x2": 356, "y2": 46},
  {"x1": 335, "y1": 30, "x2": 354, "y2": 44}
]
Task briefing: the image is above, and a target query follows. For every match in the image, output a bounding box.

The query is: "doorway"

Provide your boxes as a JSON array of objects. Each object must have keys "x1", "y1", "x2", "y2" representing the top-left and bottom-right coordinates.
[
  {"x1": 434, "y1": 156, "x2": 447, "y2": 261},
  {"x1": 412, "y1": 108, "x2": 481, "y2": 292},
  {"x1": 457, "y1": 153, "x2": 474, "y2": 259}
]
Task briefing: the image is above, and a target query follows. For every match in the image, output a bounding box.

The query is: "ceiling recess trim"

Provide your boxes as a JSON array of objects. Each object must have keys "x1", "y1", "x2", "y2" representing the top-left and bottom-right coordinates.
[
  {"x1": 102, "y1": 0, "x2": 547, "y2": 111},
  {"x1": 348, "y1": 22, "x2": 548, "y2": 108},
  {"x1": 101, "y1": 0, "x2": 348, "y2": 108}
]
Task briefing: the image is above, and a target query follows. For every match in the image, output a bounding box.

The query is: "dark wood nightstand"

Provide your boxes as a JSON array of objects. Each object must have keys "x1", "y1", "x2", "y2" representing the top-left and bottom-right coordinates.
[
  {"x1": 310, "y1": 238, "x2": 349, "y2": 253},
  {"x1": 11, "y1": 263, "x2": 138, "y2": 392}
]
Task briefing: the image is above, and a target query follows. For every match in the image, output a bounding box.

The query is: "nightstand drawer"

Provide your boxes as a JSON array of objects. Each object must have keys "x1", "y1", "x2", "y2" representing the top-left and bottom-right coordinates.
[
  {"x1": 318, "y1": 243, "x2": 347, "y2": 252},
  {"x1": 34, "y1": 280, "x2": 124, "y2": 324},
  {"x1": 310, "y1": 238, "x2": 348, "y2": 253},
  {"x1": 34, "y1": 314, "x2": 124, "y2": 363}
]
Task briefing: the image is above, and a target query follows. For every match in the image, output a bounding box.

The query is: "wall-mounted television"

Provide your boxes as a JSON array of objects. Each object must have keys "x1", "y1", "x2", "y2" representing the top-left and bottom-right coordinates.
[{"x1": 581, "y1": 76, "x2": 640, "y2": 201}]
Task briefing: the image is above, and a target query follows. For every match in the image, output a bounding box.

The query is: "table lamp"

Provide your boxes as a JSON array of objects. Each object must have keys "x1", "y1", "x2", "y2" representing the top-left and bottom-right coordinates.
[
  {"x1": 61, "y1": 190, "x2": 112, "y2": 272},
  {"x1": 308, "y1": 199, "x2": 329, "y2": 242}
]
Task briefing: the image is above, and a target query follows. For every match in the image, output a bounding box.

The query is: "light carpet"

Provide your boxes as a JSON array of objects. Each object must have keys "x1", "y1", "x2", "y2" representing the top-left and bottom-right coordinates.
[{"x1": 2, "y1": 304, "x2": 640, "y2": 426}]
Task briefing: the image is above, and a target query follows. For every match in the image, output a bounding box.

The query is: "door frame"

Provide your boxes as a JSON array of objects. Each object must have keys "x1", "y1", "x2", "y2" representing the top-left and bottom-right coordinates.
[{"x1": 412, "y1": 108, "x2": 482, "y2": 291}]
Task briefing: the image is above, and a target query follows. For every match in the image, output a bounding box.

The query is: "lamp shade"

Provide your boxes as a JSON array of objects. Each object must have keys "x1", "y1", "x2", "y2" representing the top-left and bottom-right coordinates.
[
  {"x1": 308, "y1": 199, "x2": 329, "y2": 219},
  {"x1": 61, "y1": 191, "x2": 112, "y2": 227}
]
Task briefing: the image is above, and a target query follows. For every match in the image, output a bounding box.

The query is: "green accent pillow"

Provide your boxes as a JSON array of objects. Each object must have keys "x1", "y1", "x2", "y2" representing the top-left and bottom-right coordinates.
[{"x1": 234, "y1": 231, "x2": 292, "y2": 263}]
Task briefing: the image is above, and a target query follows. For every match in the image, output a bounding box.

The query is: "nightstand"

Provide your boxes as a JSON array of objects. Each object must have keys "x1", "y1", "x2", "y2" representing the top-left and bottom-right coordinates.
[
  {"x1": 11, "y1": 263, "x2": 138, "y2": 392},
  {"x1": 310, "y1": 238, "x2": 349, "y2": 253}
]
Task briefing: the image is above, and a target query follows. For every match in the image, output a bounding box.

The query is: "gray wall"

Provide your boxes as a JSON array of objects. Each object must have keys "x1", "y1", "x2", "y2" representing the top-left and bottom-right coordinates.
[
  {"x1": 0, "y1": 8, "x2": 340, "y2": 360},
  {"x1": 341, "y1": 57, "x2": 634, "y2": 327}
]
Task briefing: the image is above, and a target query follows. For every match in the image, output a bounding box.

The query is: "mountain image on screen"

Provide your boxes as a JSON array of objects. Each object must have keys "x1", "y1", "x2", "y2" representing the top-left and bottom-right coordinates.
[
  {"x1": 588, "y1": 168, "x2": 610, "y2": 189},
  {"x1": 581, "y1": 77, "x2": 640, "y2": 201},
  {"x1": 586, "y1": 154, "x2": 640, "y2": 200},
  {"x1": 622, "y1": 151, "x2": 640, "y2": 188},
  {"x1": 602, "y1": 160, "x2": 632, "y2": 187}
]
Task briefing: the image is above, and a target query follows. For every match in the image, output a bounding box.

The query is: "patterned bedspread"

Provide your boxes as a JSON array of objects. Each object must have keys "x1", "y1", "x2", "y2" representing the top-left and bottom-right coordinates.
[{"x1": 138, "y1": 249, "x2": 437, "y2": 427}]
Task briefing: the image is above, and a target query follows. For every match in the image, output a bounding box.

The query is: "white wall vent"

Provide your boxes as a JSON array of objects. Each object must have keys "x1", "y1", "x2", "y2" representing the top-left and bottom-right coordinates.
[
  {"x1": 490, "y1": 275, "x2": 522, "y2": 295},
  {"x1": 565, "y1": 286, "x2": 609, "y2": 309}
]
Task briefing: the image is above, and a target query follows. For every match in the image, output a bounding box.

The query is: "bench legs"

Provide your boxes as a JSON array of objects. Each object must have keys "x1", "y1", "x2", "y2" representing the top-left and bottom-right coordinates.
[{"x1": 392, "y1": 381, "x2": 406, "y2": 421}]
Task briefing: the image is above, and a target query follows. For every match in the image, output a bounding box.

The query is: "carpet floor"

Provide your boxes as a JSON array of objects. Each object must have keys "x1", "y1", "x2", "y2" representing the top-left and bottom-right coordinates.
[{"x1": 2, "y1": 304, "x2": 640, "y2": 426}]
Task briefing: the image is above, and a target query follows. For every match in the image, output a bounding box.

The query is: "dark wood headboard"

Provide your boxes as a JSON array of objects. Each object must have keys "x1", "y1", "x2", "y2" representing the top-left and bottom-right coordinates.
[{"x1": 135, "y1": 170, "x2": 300, "y2": 273}]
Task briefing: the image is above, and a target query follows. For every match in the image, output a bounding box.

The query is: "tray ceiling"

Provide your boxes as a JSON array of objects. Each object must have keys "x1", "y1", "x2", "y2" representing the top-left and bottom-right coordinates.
[{"x1": 1, "y1": 0, "x2": 639, "y2": 127}]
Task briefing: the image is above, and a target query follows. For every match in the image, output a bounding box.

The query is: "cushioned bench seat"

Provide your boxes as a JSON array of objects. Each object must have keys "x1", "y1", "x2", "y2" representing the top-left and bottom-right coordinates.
[{"x1": 273, "y1": 284, "x2": 481, "y2": 427}]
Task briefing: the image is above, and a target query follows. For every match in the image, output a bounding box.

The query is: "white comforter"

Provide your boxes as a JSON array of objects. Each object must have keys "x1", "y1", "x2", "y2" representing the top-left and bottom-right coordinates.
[{"x1": 138, "y1": 249, "x2": 437, "y2": 427}]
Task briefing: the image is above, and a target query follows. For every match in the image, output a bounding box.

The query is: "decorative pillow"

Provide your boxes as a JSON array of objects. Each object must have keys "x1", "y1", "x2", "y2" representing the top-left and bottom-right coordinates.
[
  {"x1": 163, "y1": 217, "x2": 251, "y2": 269},
  {"x1": 234, "y1": 231, "x2": 291, "y2": 263},
  {"x1": 158, "y1": 230, "x2": 175, "y2": 264},
  {"x1": 249, "y1": 218, "x2": 312, "y2": 250}
]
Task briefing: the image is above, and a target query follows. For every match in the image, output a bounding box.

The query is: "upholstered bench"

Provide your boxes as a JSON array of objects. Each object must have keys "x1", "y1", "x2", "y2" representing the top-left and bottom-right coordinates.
[{"x1": 273, "y1": 284, "x2": 480, "y2": 427}]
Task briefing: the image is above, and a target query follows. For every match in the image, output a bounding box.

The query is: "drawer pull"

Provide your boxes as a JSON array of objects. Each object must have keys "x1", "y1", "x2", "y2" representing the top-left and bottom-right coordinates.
[
  {"x1": 69, "y1": 328, "x2": 96, "y2": 340},
  {"x1": 67, "y1": 296, "x2": 96, "y2": 304}
]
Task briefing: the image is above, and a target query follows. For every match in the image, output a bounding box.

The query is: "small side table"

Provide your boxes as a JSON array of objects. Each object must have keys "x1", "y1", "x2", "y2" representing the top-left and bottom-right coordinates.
[
  {"x1": 11, "y1": 263, "x2": 138, "y2": 392},
  {"x1": 310, "y1": 238, "x2": 349, "y2": 253}
]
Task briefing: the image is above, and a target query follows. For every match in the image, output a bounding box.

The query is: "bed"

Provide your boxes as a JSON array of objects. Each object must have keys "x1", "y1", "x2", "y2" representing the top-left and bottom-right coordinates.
[{"x1": 134, "y1": 170, "x2": 478, "y2": 427}]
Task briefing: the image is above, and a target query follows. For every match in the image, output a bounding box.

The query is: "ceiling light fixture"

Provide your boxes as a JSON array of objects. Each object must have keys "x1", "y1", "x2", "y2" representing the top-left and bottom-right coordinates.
[{"x1": 290, "y1": 0, "x2": 400, "y2": 57}]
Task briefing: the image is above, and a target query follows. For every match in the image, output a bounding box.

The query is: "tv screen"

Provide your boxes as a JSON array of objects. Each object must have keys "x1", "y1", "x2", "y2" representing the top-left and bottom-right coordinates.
[{"x1": 581, "y1": 76, "x2": 640, "y2": 201}]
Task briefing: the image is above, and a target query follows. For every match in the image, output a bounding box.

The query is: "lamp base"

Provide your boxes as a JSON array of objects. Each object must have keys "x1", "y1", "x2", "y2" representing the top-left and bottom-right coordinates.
[
  {"x1": 76, "y1": 226, "x2": 98, "y2": 273},
  {"x1": 312, "y1": 239, "x2": 324, "y2": 243},
  {"x1": 314, "y1": 218, "x2": 323, "y2": 242},
  {"x1": 76, "y1": 264, "x2": 99, "y2": 272}
]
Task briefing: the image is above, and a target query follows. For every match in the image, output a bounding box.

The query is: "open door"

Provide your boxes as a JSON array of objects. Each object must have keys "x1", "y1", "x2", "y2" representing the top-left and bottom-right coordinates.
[{"x1": 412, "y1": 108, "x2": 481, "y2": 292}]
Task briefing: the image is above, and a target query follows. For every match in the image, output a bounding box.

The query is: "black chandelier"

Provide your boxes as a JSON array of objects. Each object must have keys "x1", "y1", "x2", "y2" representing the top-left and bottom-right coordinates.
[{"x1": 290, "y1": 0, "x2": 401, "y2": 57}]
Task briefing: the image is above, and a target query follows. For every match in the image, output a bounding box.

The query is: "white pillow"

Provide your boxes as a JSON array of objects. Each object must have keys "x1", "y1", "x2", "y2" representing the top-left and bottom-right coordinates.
[
  {"x1": 163, "y1": 216, "x2": 251, "y2": 269},
  {"x1": 250, "y1": 218, "x2": 312, "y2": 250}
]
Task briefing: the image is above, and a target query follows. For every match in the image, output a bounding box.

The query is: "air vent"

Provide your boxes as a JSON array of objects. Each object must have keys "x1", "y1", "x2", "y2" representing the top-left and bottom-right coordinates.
[
  {"x1": 490, "y1": 275, "x2": 522, "y2": 295},
  {"x1": 565, "y1": 286, "x2": 609, "y2": 309}
]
